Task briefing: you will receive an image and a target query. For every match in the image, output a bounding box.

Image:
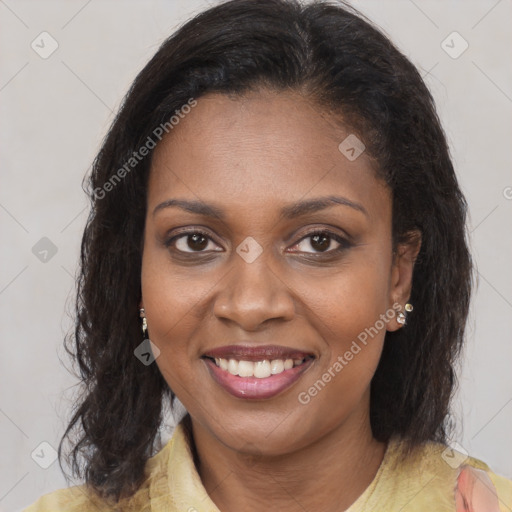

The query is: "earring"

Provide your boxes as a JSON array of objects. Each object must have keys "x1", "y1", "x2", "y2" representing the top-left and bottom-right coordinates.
[
  {"x1": 397, "y1": 303, "x2": 413, "y2": 325},
  {"x1": 140, "y1": 307, "x2": 148, "y2": 337}
]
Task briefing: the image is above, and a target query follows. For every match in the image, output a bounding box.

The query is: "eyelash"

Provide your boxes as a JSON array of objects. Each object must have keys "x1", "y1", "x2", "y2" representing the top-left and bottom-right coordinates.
[{"x1": 164, "y1": 228, "x2": 352, "y2": 257}]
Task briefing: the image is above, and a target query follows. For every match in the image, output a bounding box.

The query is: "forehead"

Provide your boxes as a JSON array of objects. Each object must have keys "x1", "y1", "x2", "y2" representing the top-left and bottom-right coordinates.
[{"x1": 148, "y1": 90, "x2": 389, "y2": 222}]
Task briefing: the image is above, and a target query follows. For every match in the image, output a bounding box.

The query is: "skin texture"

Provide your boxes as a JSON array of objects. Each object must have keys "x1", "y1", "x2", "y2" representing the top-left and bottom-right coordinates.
[{"x1": 140, "y1": 89, "x2": 420, "y2": 511}]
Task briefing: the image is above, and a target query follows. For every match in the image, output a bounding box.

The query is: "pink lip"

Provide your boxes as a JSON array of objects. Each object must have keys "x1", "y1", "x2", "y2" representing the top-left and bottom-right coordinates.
[
  {"x1": 203, "y1": 357, "x2": 315, "y2": 400},
  {"x1": 203, "y1": 344, "x2": 314, "y2": 362}
]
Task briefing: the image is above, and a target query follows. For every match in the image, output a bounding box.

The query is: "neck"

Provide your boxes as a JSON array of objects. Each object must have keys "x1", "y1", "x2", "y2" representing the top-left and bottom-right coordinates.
[{"x1": 189, "y1": 405, "x2": 387, "y2": 512}]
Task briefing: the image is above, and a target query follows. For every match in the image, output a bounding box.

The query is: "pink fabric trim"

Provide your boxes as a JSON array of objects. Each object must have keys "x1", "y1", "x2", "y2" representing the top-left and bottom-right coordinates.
[{"x1": 455, "y1": 465, "x2": 500, "y2": 512}]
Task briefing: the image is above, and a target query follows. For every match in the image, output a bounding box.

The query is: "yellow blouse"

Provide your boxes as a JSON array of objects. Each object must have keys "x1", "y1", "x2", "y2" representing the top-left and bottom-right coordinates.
[{"x1": 24, "y1": 421, "x2": 512, "y2": 511}]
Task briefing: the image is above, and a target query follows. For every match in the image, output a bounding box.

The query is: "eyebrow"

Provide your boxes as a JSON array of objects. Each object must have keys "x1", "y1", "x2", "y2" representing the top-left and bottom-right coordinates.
[{"x1": 152, "y1": 195, "x2": 368, "y2": 220}]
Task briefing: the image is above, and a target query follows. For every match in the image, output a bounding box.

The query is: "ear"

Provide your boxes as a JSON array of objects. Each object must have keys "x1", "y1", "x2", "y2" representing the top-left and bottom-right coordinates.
[{"x1": 387, "y1": 230, "x2": 422, "y2": 332}]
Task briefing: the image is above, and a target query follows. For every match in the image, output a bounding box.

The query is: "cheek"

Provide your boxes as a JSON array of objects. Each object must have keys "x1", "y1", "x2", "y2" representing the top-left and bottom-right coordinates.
[
  {"x1": 140, "y1": 248, "x2": 213, "y2": 389},
  {"x1": 290, "y1": 248, "x2": 392, "y2": 344},
  {"x1": 290, "y1": 251, "x2": 391, "y2": 404},
  {"x1": 142, "y1": 267, "x2": 210, "y2": 335}
]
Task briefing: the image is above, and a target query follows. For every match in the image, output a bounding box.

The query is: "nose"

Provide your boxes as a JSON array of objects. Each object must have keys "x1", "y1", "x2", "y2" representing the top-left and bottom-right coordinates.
[{"x1": 213, "y1": 252, "x2": 295, "y2": 331}]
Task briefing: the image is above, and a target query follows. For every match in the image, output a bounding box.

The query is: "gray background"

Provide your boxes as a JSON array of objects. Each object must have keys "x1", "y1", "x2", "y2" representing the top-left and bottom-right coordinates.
[{"x1": 1, "y1": 0, "x2": 511, "y2": 510}]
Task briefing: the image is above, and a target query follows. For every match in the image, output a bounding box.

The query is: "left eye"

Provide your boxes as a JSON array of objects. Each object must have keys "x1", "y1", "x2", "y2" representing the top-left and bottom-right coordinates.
[{"x1": 289, "y1": 231, "x2": 347, "y2": 254}]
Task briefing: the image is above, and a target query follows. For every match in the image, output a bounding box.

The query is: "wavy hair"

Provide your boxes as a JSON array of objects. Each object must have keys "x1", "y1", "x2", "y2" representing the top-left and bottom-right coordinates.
[{"x1": 59, "y1": 0, "x2": 472, "y2": 503}]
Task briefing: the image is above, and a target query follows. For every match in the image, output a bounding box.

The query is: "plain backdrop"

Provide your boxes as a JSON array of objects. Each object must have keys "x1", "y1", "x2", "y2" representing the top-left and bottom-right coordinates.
[{"x1": 1, "y1": 1, "x2": 511, "y2": 510}]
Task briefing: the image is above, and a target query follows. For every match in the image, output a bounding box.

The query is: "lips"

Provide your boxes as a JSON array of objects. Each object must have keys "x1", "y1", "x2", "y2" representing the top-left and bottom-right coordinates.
[{"x1": 201, "y1": 344, "x2": 316, "y2": 400}]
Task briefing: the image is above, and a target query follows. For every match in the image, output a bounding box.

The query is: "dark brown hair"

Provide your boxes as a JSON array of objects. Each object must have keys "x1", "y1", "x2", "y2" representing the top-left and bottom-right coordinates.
[{"x1": 59, "y1": 0, "x2": 472, "y2": 503}]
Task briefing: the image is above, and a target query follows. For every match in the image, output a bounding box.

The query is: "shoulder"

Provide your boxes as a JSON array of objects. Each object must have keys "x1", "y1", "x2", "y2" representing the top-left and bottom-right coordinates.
[
  {"x1": 23, "y1": 437, "x2": 174, "y2": 512},
  {"x1": 372, "y1": 438, "x2": 512, "y2": 512}
]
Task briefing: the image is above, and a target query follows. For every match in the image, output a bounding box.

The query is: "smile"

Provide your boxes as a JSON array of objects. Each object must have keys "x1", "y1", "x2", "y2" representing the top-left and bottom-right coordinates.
[{"x1": 201, "y1": 345, "x2": 315, "y2": 400}]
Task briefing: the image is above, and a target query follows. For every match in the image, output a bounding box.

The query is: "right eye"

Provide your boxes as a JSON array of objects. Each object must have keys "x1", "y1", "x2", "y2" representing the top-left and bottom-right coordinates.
[{"x1": 165, "y1": 229, "x2": 223, "y2": 254}]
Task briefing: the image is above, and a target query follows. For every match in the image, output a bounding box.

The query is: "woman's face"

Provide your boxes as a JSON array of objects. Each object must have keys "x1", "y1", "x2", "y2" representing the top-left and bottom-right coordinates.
[{"x1": 141, "y1": 89, "x2": 415, "y2": 455}]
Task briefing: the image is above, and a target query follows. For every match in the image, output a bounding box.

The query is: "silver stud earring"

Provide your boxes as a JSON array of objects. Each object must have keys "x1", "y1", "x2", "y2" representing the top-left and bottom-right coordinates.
[
  {"x1": 140, "y1": 308, "x2": 148, "y2": 337},
  {"x1": 397, "y1": 303, "x2": 413, "y2": 326}
]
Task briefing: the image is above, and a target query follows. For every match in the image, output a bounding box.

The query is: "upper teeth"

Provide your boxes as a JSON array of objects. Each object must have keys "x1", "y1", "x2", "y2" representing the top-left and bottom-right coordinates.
[{"x1": 213, "y1": 358, "x2": 306, "y2": 378}]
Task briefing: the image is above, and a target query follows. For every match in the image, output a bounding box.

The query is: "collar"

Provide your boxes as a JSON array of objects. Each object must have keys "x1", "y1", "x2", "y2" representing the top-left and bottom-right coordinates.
[{"x1": 148, "y1": 421, "x2": 221, "y2": 511}]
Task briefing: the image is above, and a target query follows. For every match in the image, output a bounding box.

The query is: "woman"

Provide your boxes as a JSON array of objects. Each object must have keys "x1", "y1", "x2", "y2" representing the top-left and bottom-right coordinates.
[{"x1": 25, "y1": 0, "x2": 512, "y2": 510}]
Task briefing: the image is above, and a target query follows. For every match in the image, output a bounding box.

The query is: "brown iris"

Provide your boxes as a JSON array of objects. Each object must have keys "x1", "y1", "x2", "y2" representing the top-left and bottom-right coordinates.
[
  {"x1": 187, "y1": 233, "x2": 209, "y2": 251},
  {"x1": 310, "y1": 233, "x2": 330, "y2": 252}
]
